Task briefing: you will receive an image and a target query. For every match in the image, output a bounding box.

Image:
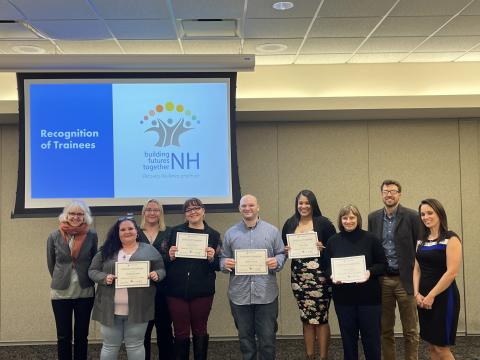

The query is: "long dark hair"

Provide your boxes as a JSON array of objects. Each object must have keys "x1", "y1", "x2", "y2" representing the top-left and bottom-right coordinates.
[
  {"x1": 101, "y1": 217, "x2": 139, "y2": 260},
  {"x1": 288, "y1": 190, "x2": 323, "y2": 227},
  {"x1": 418, "y1": 198, "x2": 448, "y2": 245}
]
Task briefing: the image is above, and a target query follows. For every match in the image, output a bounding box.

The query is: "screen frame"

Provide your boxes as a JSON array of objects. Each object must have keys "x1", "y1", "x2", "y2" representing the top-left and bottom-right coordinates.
[{"x1": 14, "y1": 71, "x2": 241, "y2": 217}]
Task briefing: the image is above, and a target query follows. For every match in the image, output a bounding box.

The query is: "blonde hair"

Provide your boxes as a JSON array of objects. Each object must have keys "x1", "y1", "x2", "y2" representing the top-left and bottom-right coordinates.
[
  {"x1": 140, "y1": 199, "x2": 166, "y2": 231},
  {"x1": 58, "y1": 200, "x2": 93, "y2": 225}
]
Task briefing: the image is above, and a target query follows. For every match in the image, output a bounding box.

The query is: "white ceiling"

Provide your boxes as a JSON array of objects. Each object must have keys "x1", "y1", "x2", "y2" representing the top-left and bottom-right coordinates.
[{"x1": 1, "y1": 0, "x2": 480, "y2": 65}]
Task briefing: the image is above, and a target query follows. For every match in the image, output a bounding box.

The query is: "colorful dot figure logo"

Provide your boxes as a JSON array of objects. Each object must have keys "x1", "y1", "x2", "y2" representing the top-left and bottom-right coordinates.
[{"x1": 140, "y1": 101, "x2": 199, "y2": 147}]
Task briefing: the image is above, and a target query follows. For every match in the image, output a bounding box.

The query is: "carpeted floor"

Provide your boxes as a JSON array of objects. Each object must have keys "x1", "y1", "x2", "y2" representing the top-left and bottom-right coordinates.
[{"x1": 0, "y1": 336, "x2": 479, "y2": 359}]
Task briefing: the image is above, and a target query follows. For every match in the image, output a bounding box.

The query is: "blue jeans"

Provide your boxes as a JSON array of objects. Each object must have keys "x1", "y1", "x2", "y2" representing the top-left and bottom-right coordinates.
[
  {"x1": 229, "y1": 298, "x2": 278, "y2": 360},
  {"x1": 100, "y1": 315, "x2": 148, "y2": 360},
  {"x1": 334, "y1": 303, "x2": 382, "y2": 360}
]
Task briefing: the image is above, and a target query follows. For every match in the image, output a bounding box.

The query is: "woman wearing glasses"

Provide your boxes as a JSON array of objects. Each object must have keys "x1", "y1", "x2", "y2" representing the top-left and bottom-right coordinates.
[
  {"x1": 139, "y1": 199, "x2": 174, "y2": 360},
  {"x1": 47, "y1": 200, "x2": 98, "y2": 360},
  {"x1": 281, "y1": 190, "x2": 336, "y2": 360},
  {"x1": 167, "y1": 198, "x2": 221, "y2": 360},
  {"x1": 89, "y1": 217, "x2": 165, "y2": 360}
]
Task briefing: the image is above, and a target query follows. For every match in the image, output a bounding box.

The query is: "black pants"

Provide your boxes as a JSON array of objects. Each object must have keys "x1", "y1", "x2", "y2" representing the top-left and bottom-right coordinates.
[
  {"x1": 334, "y1": 303, "x2": 382, "y2": 360},
  {"x1": 51, "y1": 297, "x2": 94, "y2": 360},
  {"x1": 145, "y1": 291, "x2": 174, "y2": 360}
]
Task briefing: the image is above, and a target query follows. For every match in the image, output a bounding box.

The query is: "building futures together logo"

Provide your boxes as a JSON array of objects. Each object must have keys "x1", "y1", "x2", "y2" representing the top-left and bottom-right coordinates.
[{"x1": 141, "y1": 101, "x2": 199, "y2": 147}]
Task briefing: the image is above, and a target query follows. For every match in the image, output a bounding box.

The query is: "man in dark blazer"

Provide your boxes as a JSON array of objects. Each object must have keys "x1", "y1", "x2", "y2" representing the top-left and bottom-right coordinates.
[{"x1": 368, "y1": 180, "x2": 421, "y2": 360}]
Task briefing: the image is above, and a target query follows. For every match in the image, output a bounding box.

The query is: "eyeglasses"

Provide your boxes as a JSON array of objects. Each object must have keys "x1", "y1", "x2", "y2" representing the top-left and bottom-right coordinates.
[
  {"x1": 185, "y1": 206, "x2": 203, "y2": 213},
  {"x1": 382, "y1": 190, "x2": 400, "y2": 195},
  {"x1": 68, "y1": 212, "x2": 84, "y2": 217},
  {"x1": 145, "y1": 209, "x2": 160, "y2": 213},
  {"x1": 118, "y1": 214, "x2": 135, "y2": 222}
]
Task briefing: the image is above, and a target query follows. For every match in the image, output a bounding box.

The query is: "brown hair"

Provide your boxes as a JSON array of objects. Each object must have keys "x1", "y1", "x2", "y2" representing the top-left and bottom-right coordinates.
[
  {"x1": 337, "y1": 204, "x2": 362, "y2": 231},
  {"x1": 380, "y1": 179, "x2": 402, "y2": 193},
  {"x1": 418, "y1": 198, "x2": 448, "y2": 243}
]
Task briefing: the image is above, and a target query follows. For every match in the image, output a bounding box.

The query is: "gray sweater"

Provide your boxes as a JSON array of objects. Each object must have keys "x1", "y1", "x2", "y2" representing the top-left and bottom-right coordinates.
[
  {"x1": 47, "y1": 229, "x2": 98, "y2": 290},
  {"x1": 88, "y1": 242, "x2": 165, "y2": 326}
]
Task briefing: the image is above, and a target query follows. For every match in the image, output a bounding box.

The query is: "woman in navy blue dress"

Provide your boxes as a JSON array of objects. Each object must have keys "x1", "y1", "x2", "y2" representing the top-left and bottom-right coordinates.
[{"x1": 413, "y1": 199, "x2": 462, "y2": 360}]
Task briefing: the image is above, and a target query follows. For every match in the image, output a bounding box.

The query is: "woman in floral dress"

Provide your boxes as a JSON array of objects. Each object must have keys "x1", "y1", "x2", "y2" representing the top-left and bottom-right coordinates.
[{"x1": 282, "y1": 190, "x2": 336, "y2": 360}]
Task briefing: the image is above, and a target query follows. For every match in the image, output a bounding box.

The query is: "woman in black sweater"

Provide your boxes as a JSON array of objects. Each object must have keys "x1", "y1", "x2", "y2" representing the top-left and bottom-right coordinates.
[
  {"x1": 325, "y1": 205, "x2": 386, "y2": 360},
  {"x1": 166, "y1": 198, "x2": 221, "y2": 360}
]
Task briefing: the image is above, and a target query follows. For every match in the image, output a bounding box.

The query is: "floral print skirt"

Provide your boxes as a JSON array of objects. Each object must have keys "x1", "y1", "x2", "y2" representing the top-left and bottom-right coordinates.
[{"x1": 291, "y1": 258, "x2": 332, "y2": 324}]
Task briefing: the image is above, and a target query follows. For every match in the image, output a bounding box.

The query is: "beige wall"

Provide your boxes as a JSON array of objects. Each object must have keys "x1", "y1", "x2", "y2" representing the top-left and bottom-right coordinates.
[{"x1": 1, "y1": 118, "x2": 478, "y2": 343}]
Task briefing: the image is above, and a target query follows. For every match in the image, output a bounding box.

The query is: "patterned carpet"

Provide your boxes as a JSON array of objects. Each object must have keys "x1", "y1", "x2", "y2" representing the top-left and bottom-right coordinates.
[{"x1": 0, "y1": 336, "x2": 479, "y2": 359}]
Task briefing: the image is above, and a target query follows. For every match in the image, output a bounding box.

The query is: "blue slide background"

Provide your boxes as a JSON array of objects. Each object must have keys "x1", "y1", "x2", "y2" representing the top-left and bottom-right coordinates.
[{"x1": 29, "y1": 84, "x2": 114, "y2": 198}]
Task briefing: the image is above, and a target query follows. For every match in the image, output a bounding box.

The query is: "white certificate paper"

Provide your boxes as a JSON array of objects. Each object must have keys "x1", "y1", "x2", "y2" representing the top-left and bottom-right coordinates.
[
  {"x1": 287, "y1": 232, "x2": 320, "y2": 259},
  {"x1": 331, "y1": 255, "x2": 367, "y2": 283},
  {"x1": 235, "y1": 249, "x2": 268, "y2": 275},
  {"x1": 176, "y1": 232, "x2": 208, "y2": 259},
  {"x1": 115, "y1": 261, "x2": 150, "y2": 289}
]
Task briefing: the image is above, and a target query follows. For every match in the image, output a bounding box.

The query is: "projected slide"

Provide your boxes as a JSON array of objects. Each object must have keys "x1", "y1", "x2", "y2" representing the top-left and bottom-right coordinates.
[{"x1": 19, "y1": 75, "x2": 237, "y2": 211}]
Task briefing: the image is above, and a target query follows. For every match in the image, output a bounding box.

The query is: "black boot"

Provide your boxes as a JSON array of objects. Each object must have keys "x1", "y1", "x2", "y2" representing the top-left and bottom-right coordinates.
[
  {"x1": 174, "y1": 338, "x2": 190, "y2": 360},
  {"x1": 192, "y1": 334, "x2": 209, "y2": 360}
]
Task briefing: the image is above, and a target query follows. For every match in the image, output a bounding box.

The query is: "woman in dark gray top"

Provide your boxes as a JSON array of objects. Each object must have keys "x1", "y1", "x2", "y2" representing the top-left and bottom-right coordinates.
[
  {"x1": 89, "y1": 217, "x2": 165, "y2": 360},
  {"x1": 47, "y1": 200, "x2": 98, "y2": 360}
]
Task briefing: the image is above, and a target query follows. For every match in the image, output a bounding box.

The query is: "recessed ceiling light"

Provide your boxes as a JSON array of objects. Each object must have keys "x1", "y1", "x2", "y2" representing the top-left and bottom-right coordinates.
[
  {"x1": 272, "y1": 2, "x2": 294, "y2": 10},
  {"x1": 256, "y1": 43, "x2": 288, "y2": 53},
  {"x1": 12, "y1": 45, "x2": 46, "y2": 54}
]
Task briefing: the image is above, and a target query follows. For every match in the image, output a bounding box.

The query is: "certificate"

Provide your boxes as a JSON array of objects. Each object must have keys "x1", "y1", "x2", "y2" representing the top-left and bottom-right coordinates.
[
  {"x1": 287, "y1": 232, "x2": 320, "y2": 259},
  {"x1": 331, "y1": 255, "x2": 367, "y2": 283},
  {"x1": 176, "y1": 232, "x2": 208, "y2": 259},
  {"x1": 115, "y1": 261, "x2": 150, "y2": 289},
  {"x1": 235, "y1": 249, "x2": 268, "y2": 275}
]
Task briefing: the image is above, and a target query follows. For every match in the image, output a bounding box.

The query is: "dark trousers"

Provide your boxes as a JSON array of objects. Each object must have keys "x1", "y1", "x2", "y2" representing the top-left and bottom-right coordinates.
[
  {"x1": 51, "y1": 297, "x2": 94, "y2": 360},
  {"x1": 145, "y1": 291, "x2": 174, "y2": 360},
  {"x1": 334, "y1": 303, "x2": 382, "y2": 360},
  {"x1": 229, "y1": 298, "x2": 278, "y2": 360},
  {"x1": 166, "y1": 296, "x2": 213, "y2": 340}
]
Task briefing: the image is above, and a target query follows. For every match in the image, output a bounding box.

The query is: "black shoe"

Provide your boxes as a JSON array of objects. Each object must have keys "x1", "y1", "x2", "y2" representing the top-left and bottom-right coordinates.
[
  {"x1": 192, "y1": 334, "x2": 209, "y2": 360},
  {"x1": 174, "y1": 338, "x2": 190, "y2": 360}
]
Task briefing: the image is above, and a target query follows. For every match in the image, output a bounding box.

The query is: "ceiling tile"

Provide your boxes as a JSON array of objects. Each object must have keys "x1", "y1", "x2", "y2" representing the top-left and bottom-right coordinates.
[
  {"x1": 302, "y1": 37, "x2": 363, "y2": 54},
  {"x1": 348, "y1": 53, "x2": 408, "y2": 63},
  {"x1": 106, "y1": 20, "x2": 177, "y2": 40},
  {"x1": 10, "y1": 0, "x2": 97, "y2": 20},
  {"x1": 436, "y1": 16, "x2": 480, "y2": 36},
  {"x1": 461, "y1": 1, "x2": 480, "y2": 15},
  {"x1": 245, "y1": 18, "x2": 311, "y2": 38},
  {"x1": 390, "y1": 0, "x2": 473, "y2": 16},
  {"x1": 181, "y1": 39, "x2": 241, "y2": 54},
  {"x1": 255, "y1": 55, "x2": 296, "y2": 65},
  {"x1": 319, "y1": 0, "x2": 399, "y2": 17},
  {"x1": 30, "y1": 20, "x2": 111, "y2": 40},
  {"x1": 402, "y1": 52, "x2": 464, "y2": 62},
  {"x1": 56, "y1": 40, "x2": 122, "y2": 54},
  {"x1": 416, "y1": 36, "x2": 480, "y2": 52},
  {"x1": 89, "y1": 0, "x2": 171, "y2": 19},
  {"x1": 373, "y1": 16, "x2": 450, "y2": 37},
  {"x1": 171, "y1": 0, "x2": 244, "y2": 19},
  {"x1": 243, "y1": 38, "x2": 303, "y2": 55},
  {"x1": 296, "y1": 53, "x2": 351, "y2": 64},
  {"x1": 0, "y1": 39, "x2": 56, "y2": 53},
  {"x1": 0, "y1": 22, "x2": 39, "y2": 39},
  {"x1": 310, "y1": 17, "x2": 380, "y2": 37},
  {"x1": 454, "y1": 51, "x2": 480, "y2": 61},
  {"x1": 246, "y1": 0, "x2": 321, "y2": 19},
  {"x1": 120, "y1": 40, "x2": 182, "y2": 54},
  {"x1": 358, "y1": 37, "x2": 425, "y2": 53},
  {"x1": 0, "y1": 0, "x2": 25, "y2": 20}
]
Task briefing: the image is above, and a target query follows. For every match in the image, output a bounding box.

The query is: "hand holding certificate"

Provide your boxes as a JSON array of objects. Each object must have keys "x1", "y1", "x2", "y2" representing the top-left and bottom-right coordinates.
[
  {"x1": 286, "y1": 232, "x2": 320, "y2": 259},
  {"x1": 115, "y1": 261, "x2": 150, "y2": 288},
  {"x1": 235, "y1": 249, "x2": 268, "y2": 275},
  {"x1": 331, "y1": 255, "x2": 367, "y2": 283},
  {"x1": 175, "y1": 232, "x2": 209, "y2": 259}
]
